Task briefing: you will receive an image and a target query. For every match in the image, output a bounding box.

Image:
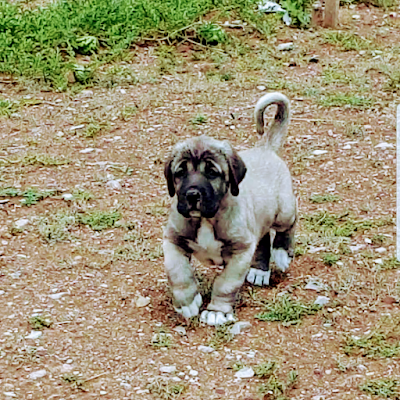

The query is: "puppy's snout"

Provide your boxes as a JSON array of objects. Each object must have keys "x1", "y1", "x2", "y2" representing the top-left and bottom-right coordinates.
[{"x1": 186, "y1": 188, "x2": 201, "y2": 205}]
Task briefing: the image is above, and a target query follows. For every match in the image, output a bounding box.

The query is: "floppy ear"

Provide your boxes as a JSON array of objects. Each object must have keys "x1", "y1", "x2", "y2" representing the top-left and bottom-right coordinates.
[
  {"x1": 164, "y1": 156, "x2": 175, "y2": 197},
  {"x1": 226, "y1": 148, "x2": 247, "y2": 196}
]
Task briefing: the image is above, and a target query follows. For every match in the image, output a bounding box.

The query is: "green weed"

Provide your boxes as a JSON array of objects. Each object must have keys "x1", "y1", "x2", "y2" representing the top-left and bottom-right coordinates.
[
  {"x1": 380, "y1": 257, "x2": 400, "y2": 270},
  {"x1": 258, "y1": 367, "x2": 298, "y2": 400},
  {"x1": 21, "y1": 153, "x2": 69, "y2": 166},
  {"x1": 190, "y1": 113, "x2": 208, "y2": 125},
  {"x1": 196, "y1": 22, "x2": 227, "y2": 45},
  {"x1": 207, "y1": 323, "x2": 235, "y2": 349},
  {"x1": 147, "y1": 377, "x2": 187, "y2": 400},
  {"x1": 151, "y1": 327, "x2": 173, "y2": 348},
  {"x1": 38, "y1": 213, "x2": 75, "y2": 243},
  {"x1": 309, "y1": 193, "x2": 341, "y2": 203},
  {"x1": 0, "y1": 186, "x2": 56, "y2": 206},
  {"x1": 360, "y1": 379, "x2": 400, "y2": 398},
  {"x1": 61, "y1": 373, "x2": 85, "y2": 390},
  {"x1": 255, "y1": 295, "x2": 322, "y2": 326},
  {"x1": 72, "y1": 188, "x2": 94, "y2": 203},
  {"x1": 323, "y1": 31, "x2": 373, "y2": 51},
  {"x1": 28, "y1": 314, "x2": 53, "y2": 330},
  {"x1": 318, "y1": 93, "x2": 374, "y2": 108},
  {"x1": 322, "y1": 253, "x2": 340, "y2": 266},
  {"x1": 82, "y1": 120, "x2": 109, "y2": 138},
  {"x1": 76, "y1": 210, "x2": 121, "y2": 231},
  {"x1": 254, "y1": 361, "x2": 279, "y2": 378}
]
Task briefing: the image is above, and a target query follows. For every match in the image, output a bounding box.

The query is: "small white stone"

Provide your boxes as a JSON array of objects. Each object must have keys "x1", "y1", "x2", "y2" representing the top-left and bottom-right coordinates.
[
  {"x1": 314, "y1": 296, "x2": 330, "y2": 307},
  {"x1": 277, "y1": 42, "x2": 293, "y2": 51},
  {"x1": 375, "y1": 142, "x2": 393, "y2": 149},
  {"x1": 189, "y1": 370, "x2": 198, "y2": 376},
  {"x1": 305, "y1": 281, "x2": 325, "y2": 292},
  {"x1": 121, "y1": 382, "x2": 132, "y2": 390},
  {"x1": 70, "y1": 124, "x2": 85, "y2": 131},
  {"x1": 29, "y1": 369, "x2": 47, "y2": 380},
  {"x1": 100, "y1": 391, "x2": 107, "y2": 395},
  {"x1": 352, "y1": 14, "x2": 361, "y2": 19},
  {"x1": 0, "y1": 290, "x2": 5, "y2": 295},
  {"x1": 48, "y1": 292, "x2": 68, "y2": 300},
  {"x1": 374, "y1": 258, "x2": 383, "y2": 265},
  {"x1": 349, "y1": 244, "x2": 365, "y2": 252},
  {"x1": 375, "y1": 247, "x2": 386, "y2": 253},
  {"x1": 235, "y1": 367, "x2": 254, "y2": 379},
  {"x1": 106, "y1": 180, "x2": 122, "y2": 190},
  {"x1": 198, "y1": 345, "x2": 215, "y2": 353},
  {"x1": 15, "y1": 218, "x2": 30, "y2": 229},
  {"x1": 79, "y1": 148, "x2": 95, "y2": 154},
  {"x1": 365, "y1": 238, "x2": 372, "y2": 244},
  {"x1": 257, "y1": 85, "x2": 266, "y2": 91},
  {"x1": 62, "y1": 193, "x2": 74, "y2": 201},
  {"x1": 343, "y1": 145, "x2": 351, "y2": 150},
  {"x1": 60, "y1": 364, "x2": 74, "y2": 373},
  {"x1": 171, "y1": 377, "x2": 181, "y2": 382},
  {"x1": 228, "y1": 321, "x2": 252, "y2": 335},
  {"x1": 135, "y1": 294, "x2": 151, "y2": 308},
  {"x1": 173, "y1": 326, "x2": 187, "y2": 336},
  {"x1": 309, "y1": 246, "x2": 326, "y2": 254},
  {"x1": 312, "y1": 150, "x2": 328, "y2": 155},
  {"x1": 80, "y1": 90, "x2": 93, "y2": 97},
  {"x1": 4, "y1": 393, "x2": 17, "y2": 398},
  {"x1": 160, "y1": 365, "x2": 177, "y2": 373},
  {"x1": 120, "y1": 89, "x2": 126, "y2": 94},
  {"x1": 25, "y1": 331, "x2": 42, "y2": 340}
]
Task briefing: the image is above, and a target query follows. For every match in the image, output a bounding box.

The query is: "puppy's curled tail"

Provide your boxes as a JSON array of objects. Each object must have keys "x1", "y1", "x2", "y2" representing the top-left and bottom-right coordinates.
[{"x1": 254, "y1": 92, "x2": 290, "y2": 153}]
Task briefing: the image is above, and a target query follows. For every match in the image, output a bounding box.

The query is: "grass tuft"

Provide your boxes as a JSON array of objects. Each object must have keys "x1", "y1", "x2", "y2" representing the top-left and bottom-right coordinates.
[
  {"x1": 255, "y1": 295, "x2": 322, "y2": 326},
  {"x1": 147, "y1": 377, "x2": 187, "y2": 400},
  {"x1": 309, "y1": 193, "x2": 341, "y2": 203},
  {"x1": 76, "y1": 210, "x2": 121, "y2": 231},
  {"x1": 360, "y1": 379, "x2": 400, "y2": 398},
  {"x1": 28, "y1": 314, "x2": 53, "y2": 330}
]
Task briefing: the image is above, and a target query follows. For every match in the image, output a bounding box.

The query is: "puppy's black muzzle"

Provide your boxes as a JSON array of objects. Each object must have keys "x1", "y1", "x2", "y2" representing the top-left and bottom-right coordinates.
[{"x1": 186, "y1": 188, "x2": 201, "y2": 209}]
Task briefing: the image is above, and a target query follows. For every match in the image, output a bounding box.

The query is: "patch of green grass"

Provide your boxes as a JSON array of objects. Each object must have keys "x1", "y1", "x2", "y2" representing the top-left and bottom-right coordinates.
[
  {"x1": 0, "y1": 97, "x2": 20, "y2": 117},
  {"x1": 190, "y1": 113, "x2": 208, "y2": 125},
  {"x1": 29, "y1": 314, "x2": 53, "y2": 330},
  {"x1": 61, "y1": 373, "x2": 85, "y2": 390},
  {"x1": 384, "y1": 69, "x2": 400, "y2": 92},
  {"x1": 318, "y1": 93, "x2": 374, "y2": 108},
  {"x1": 309, "y1": 193, "x2": 341, "y2": 203},
  {"x1": 82, "y1": 120, "x2": 109, "y2": 138},
  {"x1": 147, "y1": 377, "x2": 187, "y2": 400},
  {"x1": 380, "y1": 257, "x2": 400, "y2": 270},
  {"x1": 345, "y1": 123, "x2": 365, "y2": 138},
  {"x1": 76, "y1": 210, "x2": 121, "y2": 231},
  {"x1": 21, "y1": 153, "x2": 69, "y2": 166},
  {"x1": 322, "y1": 253, "x2": 340, "y2": 266},
  {"x1": 38, "y1": 213, "x2": 75, "y2": 243},
  {"x1": 72, "y1": 188, "x2": 94, "y2": 203},
  {"x1": 196, "y1": 22, "x2": 228, "y2": 45},
  {"x1": 207, "y1": 323, "x2": 235, "y2": 349},
  {"x1": 360, "y1": 379, "x2": 400, "y2": 398},
  {"x1": 255, "y1": 295, "x2": 322, "y2": 326},
  {"x1": 258, "y1": 367, "x2": 298, "y2": 400},
  {"x1": 343, "y1": 317, "x2": 400, "y2": 358},
  {"x1": 120, "y1": 104, "x2": 138, "y2": 121},
  {"x1": 323, "y1": 31, "x2": 373, "y2": 51},
  {"x1": 151, "y1": 327, "x2": 173, "y2": 348},
  {"x1": 281, "y1": 0, "x2": 314, "y2": 28},
  {"x1": 0, "y1": 186, "x2": 57, "y2": 206},
  {"x1": 254, "y1": 361, "x2": 279, "y2": 378},
  {"x1": 156, "y1": 45, "x2": 178, "y2": 74}
]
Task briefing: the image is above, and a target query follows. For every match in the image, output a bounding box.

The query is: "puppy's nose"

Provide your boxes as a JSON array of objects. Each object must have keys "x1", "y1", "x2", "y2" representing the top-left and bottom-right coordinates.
[{"x1": 186, "y1": 189, "x2": 201, "y2": 205}]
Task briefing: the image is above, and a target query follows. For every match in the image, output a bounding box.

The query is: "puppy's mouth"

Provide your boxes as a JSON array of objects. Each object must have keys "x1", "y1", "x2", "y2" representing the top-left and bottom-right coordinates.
[{"x1": 189, "y1": 210, "x2": 202, "y2": 218}]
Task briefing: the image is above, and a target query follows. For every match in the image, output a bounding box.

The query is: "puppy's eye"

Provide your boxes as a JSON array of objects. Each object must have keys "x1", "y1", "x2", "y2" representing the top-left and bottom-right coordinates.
[
  {"x1": 205, "y1": 162, "x2": 219, "y2": 179},
  {"x1": 175, "y1": 163, "x2": 187, "y2": 178}
]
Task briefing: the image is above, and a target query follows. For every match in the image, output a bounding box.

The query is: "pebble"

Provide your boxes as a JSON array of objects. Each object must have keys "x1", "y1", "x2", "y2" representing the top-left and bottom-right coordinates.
[
  {"x1": 60, "y1": 364, "x2": 73, "y2": 373},
  {"x1": 29, "y1": 370, "x2": 47, "y2": 380},
  {"x1": 305, "y1": 280, "x2": 325, "y2": 292},
  {"x1": 198, "y1": 345, "x2": 215, "y2": 353},
  {"x1": 48, "y1": 292, "x2": 68, "y2": 300},
  {"x1": 135, "y1": 294, "x2": 151, "y2": 308},
  {"x1": 171, "y1": 377, "x2": 182, "y2": 382},
  {"x1": 25, "y1": 331, "x2": 43, "y2": 340},
  {"x1": 343, "y1": 145, "x2": 351, "y2": 150},
  {"x1": 62, "y1": 193, "x2": 74, "y2": 201},
  {"x1": 308, "y1": 246, "x2": 326, "y2": 254},
  {"x1": 189, "y1": 370, "x2": 199, "y2": 376},
  {"x1": 235, "y1": 367, "x2": 254, "y2": 379},
  {"x1": 349, "y1": 244, "x2": 365, "y2": 252},
  {"x1": 374, "y1": 258, "x2": 383, "y2": 265},
  {"x1": 375, "y1": 142, "x2": 393, "y2": 149},
  {"x1": 3, "y1": 393, "x2": 17, "y2": 398},
  {"x1": 312, "y1": 150, "x2": 328, "y2": 155},
  {"x1": 375, "y1": 247, "x2": 386, "y2": 253},
  {"x1": 228, "y1": 321, "x2": 252, "y2": 335},
  {"x1": 80, "y1": 148, "x2": 95, "y2": 154},
  {"x1": 352, "y1": 14, "x2": 361, "y2": 19},
  {"x1": 100, "y1": 391, "x2": 107, "y2": 395},
  {"x1": 80, "y1": 90, "x2": 93, "y2": 98},
  {"x1": 160, "y1": 365, "x2": 177, "y2": 373},
  {"x1": 106, "y1": 180, "x2": 122, "y2": 190},
  {"x1": 0, "y1": 290, "x2": 5, "y2": 295},
  {"x1": 314, "y1": 296, "x2": 330, "y2": 307},
  {"x1": 14, "y1": 218, "x2": 30, "y2": 229},
  {"x1": 121, "y1": 383, "x2": 132, "y2": 390},
  {"x1": 277, "y1": 42, "x2": 293, "y2": 51},
  {"x1": 257, "y1": 85, "x2": 266, "y2": 91},
  {"x1": 173, "y1": 326, "x2": 187, "y2": 336},
  {"x1": 70, "y1": 124, "x2": 85, "y2": 131}
]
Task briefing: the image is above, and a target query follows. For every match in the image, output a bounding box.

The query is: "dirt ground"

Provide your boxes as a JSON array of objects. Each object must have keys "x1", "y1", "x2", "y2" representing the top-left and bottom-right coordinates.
[{"x1": 0, "y1": 3, "x2": 399, "y2": 400}]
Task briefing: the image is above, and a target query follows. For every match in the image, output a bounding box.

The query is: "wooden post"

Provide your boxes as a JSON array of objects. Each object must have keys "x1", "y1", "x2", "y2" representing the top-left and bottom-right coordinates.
[{"x1": 323, "y1": 0, "x2": 339, "y2": 28}]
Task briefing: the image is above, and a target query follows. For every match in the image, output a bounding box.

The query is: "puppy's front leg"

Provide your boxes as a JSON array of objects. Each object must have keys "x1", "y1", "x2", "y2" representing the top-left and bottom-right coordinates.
[
  {"x1": 163, "y1": 240, "x2": 202, "y2": 319},
  {"x1": 201, "y1": 243, "x2": 256, "y2": 326}
]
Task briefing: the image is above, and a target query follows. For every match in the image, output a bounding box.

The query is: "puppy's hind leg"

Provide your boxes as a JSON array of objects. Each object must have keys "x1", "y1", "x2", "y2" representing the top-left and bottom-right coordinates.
[
  {"x1": 246, "y1": 232, "x2": 272, "y2": 286},
  {"x1": 272, "y1": 223, "x2": 295, "y2": 273}
]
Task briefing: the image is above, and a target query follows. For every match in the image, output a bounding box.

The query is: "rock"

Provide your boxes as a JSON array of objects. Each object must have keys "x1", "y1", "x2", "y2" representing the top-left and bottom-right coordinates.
[
  {"x1": 228, "y1": 321, "x2": 252, "y2": 335},
  {"x1": 160, "y1": 365, "x2": 177, "y2": 373},
  {"x1": 79, "y1": 148, "x2": 95, "y2": 154},
  {"x1": 121, "y1": 382, "x2": 132, "y2": 390},
  {"x1": 171, "y1": 377, "x2": 181, "y2": 382},
  {"x1": 352, "y1": 14, "x2": 361, "y2": 19},
  {"x1": 135, "y1": 294, "x2": 151, "y2": 308},
  {"x1": 0, "y1": 290, "x2": 5, "y2": 295},
  {"x1": 25, "y1": 331, "x2": 43, "y2": 340},
  {"x1": 173, "y1": 326, "x2": 187, "y2": 336},
  {"x1": 349, "y1": 244, "x2": 365, "y2": 252},
  {"x1": 312, "y1": 150, "x2": 328, "y2": 155},
  {"x1": 70, "y1": 124, "x2": 85, "y2": 131},
  {"x1": 314, "y1": 296, "x2": 330, "y2": 307},
  {"x1": 62, "y1": 193, "x2": 74, "y2": 201},
  {"x1": 3, "y1": 393, "x2": 17, "y2": 398},
  {"x1": 29, "y1": 369, "x2": 47, "y2": 380},
  {"x1": 80, "y1": 90, "x2": 93, "y2": 98},
  {"x1": 60, "y1": 364, "x2": 74, "y2": 373},
  {"x1": 305, "y1": 280, "x2": 326, "y2": 292},
  {"x1": 15, "y1": 218, "x2": 29, "y2": 229},
  {"x1": 375, "y1": 247, "x2": 386, "y2": 253},
  {"x1": 277, "y1": 42, "x2": 293, "y2": 51},
  {"x1": 257, "y1": 85, "x2": 266, "y2": 91},
  {"x1": 309, "y1": 246, "x2": 326, "y2": 254},
  {"x1": 374, "y1": 258, "x2": 383, "y2": 265},
  {"x1": 48, "y1": 292, "x2": 68, "y2": 300},
  {"x1": 365, "y1": 238, "x2": 372, "y2": 244},
  {"x1": 198, "y1": 345, "x2": 215, "y2": 353},
  {"x1": 343, "y1": 145, "x2": 351, "y2": 150},
  {"x1": 100, "y1": 391, "x2": 107, "y2": 395},
  {"x1": 375, "y1": 142, "x2": 393, "y2": 149},
  {"x1": 106, "y1": 180, "x2": 122, "y2": 191},
  {"x1": 189, "y1": 370, "x2": 198, "y2": 376},
  {"x1": 235, "y1": 367, "x2": 254, "y2": 379}
]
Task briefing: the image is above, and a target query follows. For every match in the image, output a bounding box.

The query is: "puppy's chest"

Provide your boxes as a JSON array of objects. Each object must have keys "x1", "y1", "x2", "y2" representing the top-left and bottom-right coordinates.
[{"x1": 188, "y1": 220, "x2": 224, "y2": 266}]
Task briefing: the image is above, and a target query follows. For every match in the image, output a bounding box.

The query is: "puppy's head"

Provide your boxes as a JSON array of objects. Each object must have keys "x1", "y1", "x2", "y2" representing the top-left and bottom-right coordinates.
[{"x1": 164, "y1": 136, "x2": 246, "y2": 219}]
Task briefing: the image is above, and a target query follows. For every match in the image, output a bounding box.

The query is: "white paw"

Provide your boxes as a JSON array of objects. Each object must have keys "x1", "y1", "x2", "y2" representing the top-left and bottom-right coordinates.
[
  {"x1": 246, "y1": 268, "x2": 271, "y2": 286},
  {"x1": 174, "y1": 293, "x2": 202, "y2": 319},
  {"x1": 200, "y1": 310, "x2": 236, "y2": 326},
  {"x1": 272, "y1": 248, "x2": 291, "y2": 272}
]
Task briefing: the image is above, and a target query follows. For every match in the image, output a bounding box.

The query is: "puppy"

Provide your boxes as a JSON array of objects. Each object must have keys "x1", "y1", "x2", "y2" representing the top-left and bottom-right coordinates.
[{"x1": 162, "y1": 92, "x2": 297, "y2": 326}]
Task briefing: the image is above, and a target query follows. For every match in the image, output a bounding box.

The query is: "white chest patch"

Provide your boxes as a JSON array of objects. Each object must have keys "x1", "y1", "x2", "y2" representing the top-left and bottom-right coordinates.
[{"x1": 189, "y1": 220, "x2": 224, "y2": 266}]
